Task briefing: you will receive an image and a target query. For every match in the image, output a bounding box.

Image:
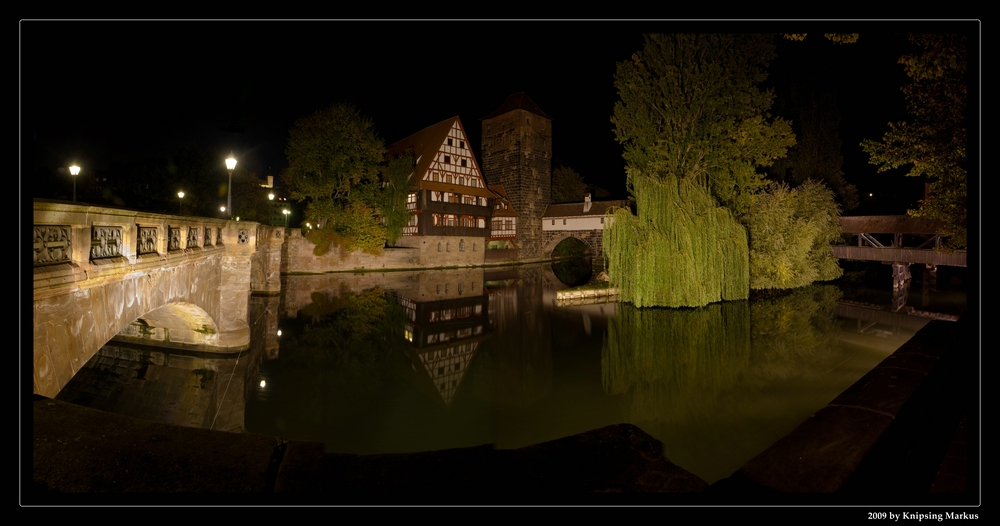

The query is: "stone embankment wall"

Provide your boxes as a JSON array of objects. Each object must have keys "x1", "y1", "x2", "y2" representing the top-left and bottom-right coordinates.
[{"x1": 281, "y1": 229, "x2": 490, "y2": 273}]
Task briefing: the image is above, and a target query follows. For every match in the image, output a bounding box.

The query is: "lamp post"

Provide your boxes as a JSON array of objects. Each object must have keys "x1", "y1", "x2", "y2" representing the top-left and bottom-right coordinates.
[
  {"x1": 268, "y1": 193, "x2": 275, "y2": 226},
  {"x1": 225, "y1": 152, "x2": 237, "y2": 219},
  {"x1": 178, "y1": 191, "x2": 185, "y2": 214},
  {"x1": 69, "y1": 165, "x2": 80, "y2": 202},
  {"x1": 283, "y1": 209, "x2": 290, "y2": 227}
]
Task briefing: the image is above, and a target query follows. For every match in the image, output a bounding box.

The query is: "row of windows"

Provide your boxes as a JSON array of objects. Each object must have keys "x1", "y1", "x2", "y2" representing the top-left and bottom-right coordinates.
[
  {"x1": 428, "y1": 304, "x2": 483, "y2": 322},
  {"x1": 430, "y1": 191, "x2": 489, "y2": 206},
  {"x1": 426, "y1": 326, "x2": 483, "y2": 345},
  {"x1": 437, "y1": 239, "x2": 478, "y2": 253},
  {"x1": 432, "y1": 214, "x2": 486, "y2": 229},
  {"x1": 550, "y1": 217, "x2": 605, "y2": 225},
  {"x1": 428, "y1": 172, "x2": 483, "y2": 188}
]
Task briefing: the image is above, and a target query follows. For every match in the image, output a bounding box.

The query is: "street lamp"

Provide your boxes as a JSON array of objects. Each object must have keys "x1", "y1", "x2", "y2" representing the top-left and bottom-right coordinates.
[
  {"x1": 178, "y1": 191, "x2": 185, "y2": 214},
  {"x1": 220, "y1": 206, "x2": 227, "y2": 217},
  {"x1": 225, "y1": 152, "x2": 237, "y2": 219},
  {"x1": 69, "y1": 164, "x2": 80, "y2": 202},
  {"x1": 283, "y1": 208, "x2": 290, "y2": 227}
]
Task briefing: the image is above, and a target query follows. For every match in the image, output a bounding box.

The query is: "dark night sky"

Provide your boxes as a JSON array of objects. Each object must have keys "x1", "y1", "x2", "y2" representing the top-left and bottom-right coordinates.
[{"x1": 20, "y1": 20, "x2": 979, "y2": 215}]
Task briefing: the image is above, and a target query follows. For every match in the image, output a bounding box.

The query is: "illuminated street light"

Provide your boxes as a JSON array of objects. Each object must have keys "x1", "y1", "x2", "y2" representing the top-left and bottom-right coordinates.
[
  {"x1": 69, "y1": 164, "x2": 80, "y2": 202},
  {"x1": 225, "y1": 152, "x2": 237, "y2": 219},
  {"x1": 178, "y1": 191, "x2": 185, "y2": 214},
  {"x1": 283, "y1": 208, "x2": 290, "y2": 227},
  {"x1": 220, "y1": 205, "x2": 226, "y2": 216}
]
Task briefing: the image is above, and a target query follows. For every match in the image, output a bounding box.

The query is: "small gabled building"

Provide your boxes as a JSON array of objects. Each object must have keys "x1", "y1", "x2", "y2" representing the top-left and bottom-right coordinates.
[{"x1": 387, "y1": 116, "x2": 499, "y2": 266}]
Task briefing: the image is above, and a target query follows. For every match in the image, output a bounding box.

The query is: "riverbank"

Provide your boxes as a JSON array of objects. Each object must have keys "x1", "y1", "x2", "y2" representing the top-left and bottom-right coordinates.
[{"x1": 26, "y1": 315, "x2": 977, "y2": 505}]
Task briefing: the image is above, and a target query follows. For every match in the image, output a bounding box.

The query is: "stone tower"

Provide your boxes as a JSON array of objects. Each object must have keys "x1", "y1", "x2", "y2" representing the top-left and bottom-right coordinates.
[{"x1": 480, "y1": 93, "x2": 552, "y2": 260}]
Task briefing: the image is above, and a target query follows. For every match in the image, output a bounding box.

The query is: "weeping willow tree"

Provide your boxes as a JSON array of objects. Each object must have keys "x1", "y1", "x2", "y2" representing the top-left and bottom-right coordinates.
[
  {"x1": 605, "y1": 172, "x2": 749, "y2": 307},
  {"x1": 609, "y1": 34, "x2": 796, "y2": 307}
]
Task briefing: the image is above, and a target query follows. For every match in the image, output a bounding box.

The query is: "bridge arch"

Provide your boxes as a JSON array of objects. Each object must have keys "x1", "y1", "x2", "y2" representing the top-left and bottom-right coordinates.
[
  {"x1": 33, "y1": 201, "x2": 259, "y2": 398},
  {"x1": 541, "y1": 230, "x2": 605, "y2": 273}
]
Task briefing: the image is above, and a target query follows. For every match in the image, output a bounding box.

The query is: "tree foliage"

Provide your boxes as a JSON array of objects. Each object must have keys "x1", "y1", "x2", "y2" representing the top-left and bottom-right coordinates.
[
  {"x1": 378, "y1": 152, "x2": 415, "y2": 246},
  {"x1": 284, "y1": 103, "x2": 390, "y2": 255},
  {"x1": 305, "y1": 202, "x2": 387, "y2": 257},
  {"x1": 283, "y1": 103, "x2": 387, "y2": 224},
  {"x1": 769, "y1": 90, "x2": 859, "y2": 211},
  {"x1": 551, "y1": 165, "x2": 588, "y2": 203},
  {"x1": 747, "y1": 180, "x2": 843, "y2": 290},
  {"x1": 604, "y1": 172, "x2": 749, "y2": 308},
  {"x1": 861, "y1": 33, "x2": 968, "y2": 249},
  {"x1": 612, "y1": 33, "x2": 795, "y2": 218}
]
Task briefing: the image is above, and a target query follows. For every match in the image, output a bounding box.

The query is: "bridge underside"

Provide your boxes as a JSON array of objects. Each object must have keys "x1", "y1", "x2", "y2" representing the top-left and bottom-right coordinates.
[
  {"x1": 34, "y1": 253, "x2": 250, "y2": 398},
  {"x1": 541, "y1": 231, "x2": 606, "y2": 275}
]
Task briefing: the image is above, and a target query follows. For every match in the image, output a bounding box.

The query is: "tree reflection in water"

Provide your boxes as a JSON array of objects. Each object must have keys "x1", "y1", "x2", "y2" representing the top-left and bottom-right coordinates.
[{"x1": 602, "y1": 285, "x2": 847, "y2": 483}]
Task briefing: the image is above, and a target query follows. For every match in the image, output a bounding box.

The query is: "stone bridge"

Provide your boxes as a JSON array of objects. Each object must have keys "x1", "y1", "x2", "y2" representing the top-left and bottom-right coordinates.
[
  {"x1": 541, "y1": 229, "x2": 606, "y2": 273},
  {"x1": 32, "y1": 200, "x2": 284, "y2": 398}
]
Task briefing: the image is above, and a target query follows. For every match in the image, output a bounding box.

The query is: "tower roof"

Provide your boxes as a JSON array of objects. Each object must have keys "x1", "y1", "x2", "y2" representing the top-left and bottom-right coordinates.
[{"x1": 483, "y1": 92, "x2": 551, "y2": 120}]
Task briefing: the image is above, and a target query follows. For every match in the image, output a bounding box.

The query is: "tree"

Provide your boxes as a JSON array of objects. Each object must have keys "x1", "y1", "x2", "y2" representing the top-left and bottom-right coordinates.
[
  {"x1": 861, "y1": 34, "x2": 968, "y2": 249},
  {"x1": 612, "y1": 33, "x2": 795, "y2": 218},
  {"x1": 606, "y1": 34, "x2": 796, "y2": 307},
  {"x1": 747, "y1": 180, "x2": 843, "y2": 290},
  {"x1": 551, "y1": 165, "x2": 588, "y2": 203},
  {"x1": 768, "y1": 89, "x2": 859, "y2": 211},
  {"x1": 378, "y1": 152, "x2": 415, "y2": 246},
  {"x1": 282, "y1": 103, "x2": 387, "y2": 226},
  {"x1": 283, "y1": 103, "x2": 388, "y2": 255}
]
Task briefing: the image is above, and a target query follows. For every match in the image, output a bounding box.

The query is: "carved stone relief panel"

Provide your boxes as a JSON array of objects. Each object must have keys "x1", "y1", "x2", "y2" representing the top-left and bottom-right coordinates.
[
  {"x1": 90, "y1": 226, "x2": 123, "y2": 259},
  {"x1": 169, "y1": 227, "x2": 181, "y2": 251},
  {"x1": 34, "y1": 225, "x2": 71, "y2": 266},
  {"x1": 138, "y1": 226, "x2": 158, "y2": 255}
]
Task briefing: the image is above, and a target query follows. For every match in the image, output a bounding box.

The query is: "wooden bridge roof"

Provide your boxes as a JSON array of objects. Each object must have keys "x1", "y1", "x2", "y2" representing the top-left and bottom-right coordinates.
[{"x1": 839, "y1": 215, "x2": 948, "y2": 235}]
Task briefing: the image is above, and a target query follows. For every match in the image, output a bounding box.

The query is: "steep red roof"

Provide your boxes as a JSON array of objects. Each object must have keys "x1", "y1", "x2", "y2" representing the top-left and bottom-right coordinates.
[{"x1": 387, "y1": 116, "x2": 498, "y2": 199}]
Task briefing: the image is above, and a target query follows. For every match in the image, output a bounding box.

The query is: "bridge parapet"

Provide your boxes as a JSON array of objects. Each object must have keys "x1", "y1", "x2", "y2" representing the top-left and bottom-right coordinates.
[{"x1": 33, "y1": 200, "x2": 261, "y2": 397}]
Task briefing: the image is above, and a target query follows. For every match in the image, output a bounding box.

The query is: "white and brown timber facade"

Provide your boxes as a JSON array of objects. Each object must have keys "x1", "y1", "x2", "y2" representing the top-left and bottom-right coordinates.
[{"x1": 388, "y1": 116, "x2": 499, "y2": 266}]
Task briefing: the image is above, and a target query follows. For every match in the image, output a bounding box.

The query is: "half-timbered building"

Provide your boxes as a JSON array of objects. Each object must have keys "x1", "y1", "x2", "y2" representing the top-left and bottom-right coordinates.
[{"x1": 388, "y1": 116, "x2": 500, "y2": 266}]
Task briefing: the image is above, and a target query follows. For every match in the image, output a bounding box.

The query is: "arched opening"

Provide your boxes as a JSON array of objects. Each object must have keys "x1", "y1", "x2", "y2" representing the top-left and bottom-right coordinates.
[{"x1": 551, "y1": 237, "x2": 593, "y2": 286}]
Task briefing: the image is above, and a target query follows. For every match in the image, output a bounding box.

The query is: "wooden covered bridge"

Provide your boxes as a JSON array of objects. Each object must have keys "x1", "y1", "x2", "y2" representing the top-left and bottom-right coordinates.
[{"x1": 833, "y1": 215, "x2": 966, "y2": 311}]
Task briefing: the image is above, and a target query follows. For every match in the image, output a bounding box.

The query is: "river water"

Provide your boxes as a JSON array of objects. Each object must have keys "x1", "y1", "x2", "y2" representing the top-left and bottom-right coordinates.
[{"x1": 57, "y1": 259, "x2": 967, "y2": 485}]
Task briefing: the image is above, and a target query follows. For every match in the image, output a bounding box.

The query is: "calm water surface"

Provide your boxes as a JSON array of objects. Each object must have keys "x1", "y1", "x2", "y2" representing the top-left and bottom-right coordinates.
[{"x1": 60, "y1": 260, "x2": 967, "y2": 485}]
